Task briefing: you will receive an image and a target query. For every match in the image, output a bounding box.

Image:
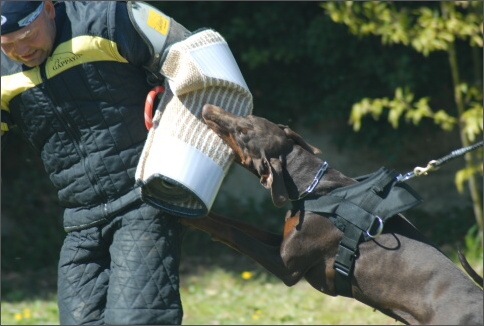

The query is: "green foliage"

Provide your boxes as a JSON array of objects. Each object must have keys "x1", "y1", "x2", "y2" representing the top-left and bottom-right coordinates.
[
  {"x1": 455, "y1": 163, "x2": 483, "y2": 193},
  {"x1": 157, "y1": 2, "x2": 453, "y2": 134},
  {"x1": 349, "y1": 87, "x2": 457, "y2": 131},
  {"x1": 325, "y1": 1, "x2": 483, "y2": 142},
  {"x1": 463, "y1": 224, "x2": 484, "y2": 262},
  {"x1": 323, "y1": 0, "x2": 483, "y2": 234},
  {"x1": 460, "y1": 84, "x2": 484, "y2": 142},
  {"x1": 321, "y1": 2, "x2": 483, "y2": 55}
]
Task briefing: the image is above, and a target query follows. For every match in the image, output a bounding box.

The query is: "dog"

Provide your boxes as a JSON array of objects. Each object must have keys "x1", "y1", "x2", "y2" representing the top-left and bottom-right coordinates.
[{"x1": 181, "y1": 104, "x2": 483, "y2": 325}]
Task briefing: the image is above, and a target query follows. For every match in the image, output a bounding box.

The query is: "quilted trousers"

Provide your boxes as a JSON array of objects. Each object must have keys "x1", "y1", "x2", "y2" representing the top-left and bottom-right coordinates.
[{"x1": 57, "y1": 202, "x2": 185, "y2": 325}]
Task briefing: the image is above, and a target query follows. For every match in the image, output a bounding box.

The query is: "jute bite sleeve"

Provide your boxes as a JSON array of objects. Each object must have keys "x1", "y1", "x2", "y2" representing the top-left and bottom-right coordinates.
[{"x1": 135, "y1": 29, "x2": 253, "y2": 217}]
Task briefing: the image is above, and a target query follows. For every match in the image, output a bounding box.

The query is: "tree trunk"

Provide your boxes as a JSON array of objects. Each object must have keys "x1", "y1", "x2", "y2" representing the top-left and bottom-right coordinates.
[{"x1": 444, "y1": 2, "x2": 483, "y2": 242}]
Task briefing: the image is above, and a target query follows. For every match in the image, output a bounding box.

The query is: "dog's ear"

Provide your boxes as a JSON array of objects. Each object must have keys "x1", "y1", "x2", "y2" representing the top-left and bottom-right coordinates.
[
  {"x1": 278, "y1": 124, "x2": 322, "y2": 155},
  {"x1": 268, "y1": 158, "x2": 289, "y2": 207},
  {"x1": 255, "y1": 156, "x2": 288, "y2": 207}
]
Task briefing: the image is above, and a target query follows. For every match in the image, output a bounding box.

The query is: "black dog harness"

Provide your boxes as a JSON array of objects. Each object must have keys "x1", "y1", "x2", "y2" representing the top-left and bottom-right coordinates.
[{"x1": 295, "y1": 167, "x2": 422, "y2": 297}]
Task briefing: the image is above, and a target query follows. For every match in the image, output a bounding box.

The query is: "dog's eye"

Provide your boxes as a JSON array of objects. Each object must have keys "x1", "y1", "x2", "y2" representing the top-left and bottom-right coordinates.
[{"x1": 237, "y1": 128, "x2": 248, "y2": 136}]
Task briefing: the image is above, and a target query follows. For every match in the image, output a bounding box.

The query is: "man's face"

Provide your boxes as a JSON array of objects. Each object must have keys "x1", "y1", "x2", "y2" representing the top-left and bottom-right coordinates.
[{"x1": 1, "y1": 2, "x2": 56, "y2": 67}]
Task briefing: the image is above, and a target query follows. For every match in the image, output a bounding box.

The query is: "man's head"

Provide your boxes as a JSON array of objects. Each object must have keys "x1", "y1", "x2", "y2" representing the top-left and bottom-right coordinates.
[{"x1": 1, "y1": 1, "x2": 56, "y2": 67}]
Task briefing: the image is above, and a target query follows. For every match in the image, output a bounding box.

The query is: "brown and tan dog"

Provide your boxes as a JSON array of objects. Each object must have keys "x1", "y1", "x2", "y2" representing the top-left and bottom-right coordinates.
[{"x1": 181, "y1": 104, "x2": 483, "y2": 325}]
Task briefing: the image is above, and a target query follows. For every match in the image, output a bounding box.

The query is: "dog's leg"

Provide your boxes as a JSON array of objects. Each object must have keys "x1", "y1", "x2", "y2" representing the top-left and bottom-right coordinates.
[
  {"x1": 205, "y1": 211, "x2": 282, "y2": 245},
  {"x1": 181, "y1": 212, "x2": 300, "y2": 285}
]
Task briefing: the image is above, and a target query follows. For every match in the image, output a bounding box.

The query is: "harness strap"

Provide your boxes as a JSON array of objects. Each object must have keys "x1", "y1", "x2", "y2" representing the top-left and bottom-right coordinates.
[
  {"x1": 333, "y1": 223, "x2": 363, "y2": 297},
  {"x1": 333, "y1": 188, "x2": 385, "y2": 298},
  {"x1": 298, "y1": 167, "x2": 422, "y2": 298},
  {"x1": 304, "y1": 197, "x2": 383, "y2": 239},
  {"x1": 359, "y1": 171, "x2": 397, "y2": 212},
  {"x1": 336, "y1": 200, "x2": 382, "y2": 236}
]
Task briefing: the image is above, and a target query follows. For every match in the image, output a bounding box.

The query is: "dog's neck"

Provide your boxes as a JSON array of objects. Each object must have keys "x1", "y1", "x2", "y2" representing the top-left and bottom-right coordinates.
[
  {"x1": 284, "y1": 144, "x2": 484, "y2": 325},
  {"x1": 284, "y1": 145, "x2": 356, "y2": 200}
]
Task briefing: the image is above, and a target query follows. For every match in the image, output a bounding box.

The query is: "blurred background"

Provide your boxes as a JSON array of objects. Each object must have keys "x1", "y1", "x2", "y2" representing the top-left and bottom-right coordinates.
[{"x1": 1, "y1": 2, "x2": 482, "y2": 324}]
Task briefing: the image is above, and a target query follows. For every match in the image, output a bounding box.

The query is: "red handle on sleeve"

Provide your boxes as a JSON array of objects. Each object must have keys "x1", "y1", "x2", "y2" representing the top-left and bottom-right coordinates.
[{"x1": 144, "y1": 86, "x2": 165, "y2": 130}]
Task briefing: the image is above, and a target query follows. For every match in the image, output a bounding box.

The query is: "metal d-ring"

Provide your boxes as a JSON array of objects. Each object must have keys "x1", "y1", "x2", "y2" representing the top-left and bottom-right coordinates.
[{"x1": 366, "y1": 216, "x2": 384, "y2": 239}]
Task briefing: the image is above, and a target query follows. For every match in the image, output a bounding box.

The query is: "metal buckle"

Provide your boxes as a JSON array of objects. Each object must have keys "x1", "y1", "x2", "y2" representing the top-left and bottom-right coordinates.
[
  {"x1": 366, "y1": 216, "x2": 383, "y2": 239},
  {"x1": 334, "y1": 243, "x2": 356, "y2": 277},
  {"x1": 334, "y1": 266, "x2": 350, "y2": 277}
]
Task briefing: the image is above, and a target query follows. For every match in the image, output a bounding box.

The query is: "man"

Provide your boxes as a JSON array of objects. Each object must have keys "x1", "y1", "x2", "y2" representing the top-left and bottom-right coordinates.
[{"x1": 1, "y1": 1, "x2": 250, "y2": 324}]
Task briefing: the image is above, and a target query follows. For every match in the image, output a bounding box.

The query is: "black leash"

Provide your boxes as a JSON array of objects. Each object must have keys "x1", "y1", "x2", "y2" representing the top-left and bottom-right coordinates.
[{"x1": 396, "y1": 140, "x2": 483, "y2": 182}]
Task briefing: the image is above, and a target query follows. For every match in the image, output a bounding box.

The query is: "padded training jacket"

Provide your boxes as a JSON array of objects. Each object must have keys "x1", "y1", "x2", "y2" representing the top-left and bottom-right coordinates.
[{"x1": 1, "y1": 1, "x2": 166, "y2": 231}]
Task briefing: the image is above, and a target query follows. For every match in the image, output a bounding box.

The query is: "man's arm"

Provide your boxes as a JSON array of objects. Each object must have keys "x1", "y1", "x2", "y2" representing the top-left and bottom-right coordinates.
[{"x1": 114, "y1": 1, "x2": 190, "y2": 80}]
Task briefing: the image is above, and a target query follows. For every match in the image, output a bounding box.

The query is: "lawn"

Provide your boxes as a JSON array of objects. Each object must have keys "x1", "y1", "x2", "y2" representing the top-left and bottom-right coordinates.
[
  {"x1": 2, "y1": 249, "x2": 482, "y2": 325},
  {"x1": 179, "y1": 255, "x2": 400, "y2": 325}
]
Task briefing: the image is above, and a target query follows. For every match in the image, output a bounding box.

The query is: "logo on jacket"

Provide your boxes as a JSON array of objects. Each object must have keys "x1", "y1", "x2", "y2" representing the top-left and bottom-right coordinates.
[{"x1": 51, "y1": 52, "x2": 83, "y2": 71}]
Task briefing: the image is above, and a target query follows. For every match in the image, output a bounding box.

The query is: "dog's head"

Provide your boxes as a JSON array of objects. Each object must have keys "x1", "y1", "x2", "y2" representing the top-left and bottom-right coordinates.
[{"x1": 202, "y1": 104, "x2": 321, "y2": 207}]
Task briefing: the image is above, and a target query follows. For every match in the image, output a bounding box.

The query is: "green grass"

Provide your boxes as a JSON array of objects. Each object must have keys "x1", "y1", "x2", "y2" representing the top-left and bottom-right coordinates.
[
  {"x1": 2, "y1": 251, "x2": 482, "y2": 325},
  {"x1": 1, "y1": 298, "x2": 59, "y2": 325},
  {"x1": 179, "y1": 257, "x2": 400, "y2": 325},
  {"x1": 0, "y1": 257, "x2": 399, "y2": 325}
]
